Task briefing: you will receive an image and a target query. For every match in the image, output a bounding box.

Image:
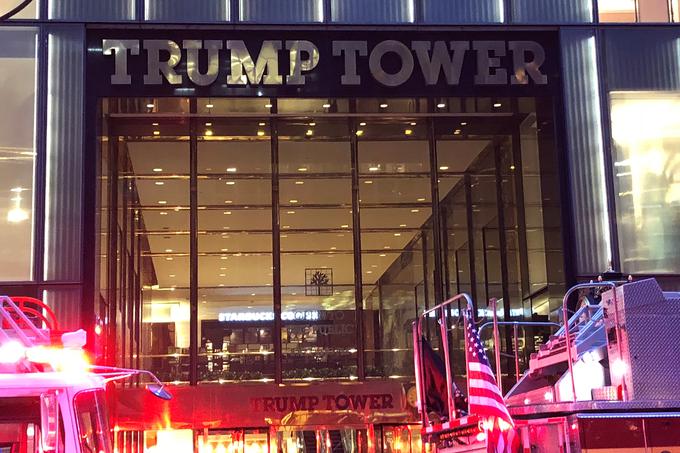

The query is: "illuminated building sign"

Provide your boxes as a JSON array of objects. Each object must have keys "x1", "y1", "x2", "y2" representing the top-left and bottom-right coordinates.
[
  {"x1": 87, "y1": 30, "x2": 560, "y2": 98},
  {"x1": 218, "y1": 310, "x2": 320, "y2": 322}
]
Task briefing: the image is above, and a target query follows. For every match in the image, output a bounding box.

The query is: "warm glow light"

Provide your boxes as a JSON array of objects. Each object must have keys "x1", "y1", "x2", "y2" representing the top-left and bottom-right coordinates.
[
  {"x1": 404, "y1": 129, "x2": 413, "y2": 135},
  {"x1": 205, "y1": 122, "x2": 212, "y2": 127},
  {"x1": 153, "y1": 168, "x2": 163, "y2": 172},
  {"x1": 359, "y1": 122, "x2": 367, "y2": 126},
  {"x1": 265, "y1": 103, "x2": 273, "y2": 108},
  {"x1": 306, "y1": 129, "x2": 314, "y2": 136},
  {"x1": 258, "y1": 122, "x2": 266, "y2": 126},
  {"x1": 295, "y1": 181, "x2": 304, "y2": 185},
  {"x1": 257, "y1": 130, "x2": 265, "y2": 136},
  {"x1": 153, "y1": 131, "x2": 160, "y2": 136},
  {"x1": 356, "y1": 130, "x2": 364, "y2": 136},
  {"x1": 322, "y1": 103, "x2": 331, "y2": 108},
  {"x1": 155, "y1": 181, "x2": 164, "y2": 186},
  {"x1": 226, "y1": 181, "x2": 235, "y2": 185},
  {"x1": 0, "y1": 341, "x2": 24, "y2": 364},
  {"x1": 206, "y1": 103, "x2": 214, "y2": 108},
  {"x1": 205, "y1": 130, "x2": 214, "y2": 136},
  {"x1": 146, "y1": 103, "x2": 154, "y2": 109},
  {"x1": 612, "y1": 358, "x2": 628, "y2": 377},
  {"x1": 227, "y1": 167, "x2": 237, "y2": 172},
  {"x1": 297, "y1": 167, "x2": 307, "y2": 172},
  {"x1": 437, "y1": 103, "x2": 446, "y2": 108},
  {"x1": 461, "y1": 122, "x2": 468, "y2": 126},
  {"x1": 493, "y1": 102, "x2": 502, "y2": 108},
  {"x1": 309, "y1": 122, "x2": 316, "y2": 126},
  {"x1": 439, "y1": 166, "x2": 449, "y2": 170},
  {"x1": 379, "y1": 103, "x2": 388, "y2": 108},
  {"x1": 368, "y1": 166, "x2": 379, "y2": 172}
]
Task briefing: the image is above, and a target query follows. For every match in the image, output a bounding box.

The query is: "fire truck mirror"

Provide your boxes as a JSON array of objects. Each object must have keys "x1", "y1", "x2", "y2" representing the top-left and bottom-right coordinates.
[
  {"x1": 40, "y1": 391, "x2": 60, "y2": 451},
  {"x1": 146, "y1": 384, "x2": 172, "y2": 401}
]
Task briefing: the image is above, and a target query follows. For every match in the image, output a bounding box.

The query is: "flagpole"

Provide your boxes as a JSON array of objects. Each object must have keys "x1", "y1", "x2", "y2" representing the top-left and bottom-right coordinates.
[{"x1": 491, "y1": 298, "x2": 503, "y2": 394}]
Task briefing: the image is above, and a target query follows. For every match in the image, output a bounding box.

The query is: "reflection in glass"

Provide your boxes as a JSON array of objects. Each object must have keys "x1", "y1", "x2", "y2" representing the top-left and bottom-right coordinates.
[
  {"x1": 611, "y1": 92, "x2": 680, "y2": 274},
  {"x1": 0, "y1": 27, "x2": 36, "y2": 281}
]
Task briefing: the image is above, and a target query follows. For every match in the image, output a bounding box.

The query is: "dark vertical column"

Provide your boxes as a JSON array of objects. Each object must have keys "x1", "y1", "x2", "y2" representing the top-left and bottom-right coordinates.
[
  {"x1": 271, "y1": 104, "x2": 283, "y2": 384},
  {"x1": 464, "y1": 174, "x2": 477, "y2": 309},
  {"x1": 427, "y1": 114, "x2": 444, "y2": 307},
  {"x1": 121, "y1": 164, "x2": 129, "y2": 370},
  {"x1": 494, "y1": 144, "x2": 512, "y2": 377},
  {"x1": 107, "y1": 136, "x2": 119, "y2": 366},
  {"x1": 34, "y1": 28, "x2": 47, "y2": 284},
  {"x1": 510, "y1": 124, "x2": 530, "y2": 300},
  {"x1": 421, "y1": 233, "x2": 430, "y2": 340},
  {"x1": 350, "y1": 110, "x2": 365, "y2": 380},
  {"x1": 441, "y1": 206, "x2": 451, "y2": 299},
  {"x1": 189, "y1": 99, "x2": 198, "y2": 385}
]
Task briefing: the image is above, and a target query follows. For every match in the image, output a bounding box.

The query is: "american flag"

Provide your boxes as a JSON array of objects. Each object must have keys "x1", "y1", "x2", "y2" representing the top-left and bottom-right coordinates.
[{"x1": 464, "y1": 308, "x2": 520, "y2": 453}]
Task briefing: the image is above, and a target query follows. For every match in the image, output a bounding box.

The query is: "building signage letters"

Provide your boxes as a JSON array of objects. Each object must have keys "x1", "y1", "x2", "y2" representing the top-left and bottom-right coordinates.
[
  {"x1": 89, "y1": 30, "x2": 559, "y2": 97},
  {"x1": 250, "y1": 393, "x2": 394, "y2": 413}
]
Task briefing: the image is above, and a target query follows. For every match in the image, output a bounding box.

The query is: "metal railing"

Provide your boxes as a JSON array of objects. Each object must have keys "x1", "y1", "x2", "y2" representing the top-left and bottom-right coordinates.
[{"x1": 413, "y1": 293, "x2": 474, "y2": 426}]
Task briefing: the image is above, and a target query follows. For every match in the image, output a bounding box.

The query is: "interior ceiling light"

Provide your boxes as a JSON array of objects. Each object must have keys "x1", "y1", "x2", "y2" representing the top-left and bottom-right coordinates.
[
  {"x1": 152, "y1": 122, "x2": 159, "y2": 126},
  {"x1": 309, "y1": 122, "x2": 316, "y2": 126},
  {"x1": 155, "y1": 181, "x2": 164, "y2": 186},
  {"x1": 461, "y1": 122, "x2": 468, "y2": 126},
  {"x1": 359, "y1": 122, "x2": 367, "y2": 126},
  {"x1": 287, "y1": 211, "x2": 295, "y2": 214},
  {"x1": 146, "y1": 103, "x2": 154, "y2": 109},
  {"x1": 411, "y1": 209, "x2": 419, "y2": 213},
  {"x1": 289, "y1": 199, "x2": 298, "y2": 203},
  {"x1": 226, "y1": 167, "x2": 237, "y2": 172},
  {"x1": 153, "y1": 131, "x2": 160, "y2": 136},
  {"x1": 295, "y1": 181, "x2": 304, "y2": 185},
  {"x1": 257, "y1": 130, "x2": 265, "y2": 136},
  {"x1": 404, "y1": 129, "x2": 413, "y2": 136},
  {"x1": 368, "y1": 166, "x2": 379, "y2": 172},
  {"x1": 454, "y1": 129, "x2": 462, "y2": 135},
  {"x1": 297, "y1": 167, "x2": 307, "y2": 172},
  {"x1": 153, "y1": 168, "x2": 163, "y2": 172},
  {"x1": 7, "y1": 188, "x2": 28, "y2": 224},
  {"x1": 206, "y1": 103, "x2": 214, "y2": 108},
  {"x1": 410, "y1": 122, "x2": 417, "y2": 126},
  {"x1": 158, "y1": 200, "x2": 167, "y2": 205},
  {"x1": 159, "y1": 212, "x2": 168, "y2": 216},
  {"x1": 265, "y1": 103, "x2": 273, "y2": 108},
  {"x1": 223, "y1": 211, "x2": 232, "y2": 215},
  {"x1": 417, "y1": 197, "x2": 426, "y2": 202},
  {"x1": 306, "y1": 129, "x2": 314, "y2": 136},
  {"x1": 226, "y1": 181, "x2": 235, "y2": 185},
  {"x1": 437, "y1": 103, "x2": 446, "y2": 108},
  {"x1": 205, "y1": 122, "x2": 212, "y2": 127},
  {"x1": 379, "y1": 103, "x2": 388, "y2": 108},
  {"x1": 356, "y1": 130, "x2": 364, "y2": 136},
  {"x1": 205, "y1": 130, "x2": 214, "y2": 136},
  {"x1": 364, "y1": 180, "x2": 373, "y2": 184},
  {"x1": 322, "y1": 102, "x2": 331, "y2": 108},
  {"x1": 493, "y1": 102, "x2": 502, "y2": 108},
  {"x1": 259, "y1": 122, "x2": 266, "y2": 126},
  {"x1": 440, "y1": 166, "x2": 449, "y2": 170}
]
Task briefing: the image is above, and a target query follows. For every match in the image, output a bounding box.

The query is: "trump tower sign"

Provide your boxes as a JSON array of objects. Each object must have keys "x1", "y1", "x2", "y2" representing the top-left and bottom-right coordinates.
[{"x1": 87, "y1": 28, "x2": 560, "y2": 98}]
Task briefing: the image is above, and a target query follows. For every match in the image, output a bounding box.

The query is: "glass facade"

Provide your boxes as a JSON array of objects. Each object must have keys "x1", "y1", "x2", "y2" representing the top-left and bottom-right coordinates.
[{"x1": 96, "y1": 97, "x2": 565, "y2": 384}]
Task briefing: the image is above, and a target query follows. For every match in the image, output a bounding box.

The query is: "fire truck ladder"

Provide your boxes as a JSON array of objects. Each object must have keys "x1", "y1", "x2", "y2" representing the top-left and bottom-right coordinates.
[{"x1": 0, "y1": 296, "x2": 57, "y2": 348}]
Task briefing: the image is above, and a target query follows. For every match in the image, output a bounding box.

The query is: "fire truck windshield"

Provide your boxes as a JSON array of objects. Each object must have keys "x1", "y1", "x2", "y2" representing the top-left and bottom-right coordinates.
[{"x1": 74, "y1": 390, "x2": 113, "y2": 453}]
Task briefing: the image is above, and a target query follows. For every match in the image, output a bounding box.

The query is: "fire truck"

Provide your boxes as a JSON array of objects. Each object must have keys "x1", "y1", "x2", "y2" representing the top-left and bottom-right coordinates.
[
  {"x1": 413, "y1": 278, "x2": 680, "y2": 452},
  {"x1": 0, "y1": 295, "x2": 170, "y2": 453}
]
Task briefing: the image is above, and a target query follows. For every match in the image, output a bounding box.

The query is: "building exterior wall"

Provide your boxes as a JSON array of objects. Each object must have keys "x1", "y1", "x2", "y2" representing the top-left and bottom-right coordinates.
[{"x1": 0, "y1": 3, "x2": 679, "y2": 445}]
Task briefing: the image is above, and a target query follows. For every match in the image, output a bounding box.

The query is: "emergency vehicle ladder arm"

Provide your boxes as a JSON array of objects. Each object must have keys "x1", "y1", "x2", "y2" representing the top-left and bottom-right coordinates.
[{"x1": 0, "y1": 295, "x2": 48, "y2": 346}]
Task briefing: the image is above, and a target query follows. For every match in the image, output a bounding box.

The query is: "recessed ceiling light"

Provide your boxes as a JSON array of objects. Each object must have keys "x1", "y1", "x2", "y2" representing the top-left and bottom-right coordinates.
[
  {"x1": 289, "y1": 199, "x2": 298, "y2": 203},
  {"x1": 219, "y1": 274, "x2": 226, "y2": 277},
  {"x1": 359, "y1": 122, "x2": 367, "y2": 126},
  {"x1": 411, "y1": 209, "x2": 419, "y2": 213},
  {"x1": 437, "y1": 103, "x2": 446, "y2": 108},
  {"x1": 439, "y1": 166, "x2": 449, "y2": 170},
  {"x1": 220, "y1": 267, "x2": 227, "y2": 270},
  {"x1": 152, "y1": 122, "x2": 159, "y2": 126},
  {"x1": 379, "y1": 103, "x2": 388, "y2": 108},
  {"x1": 510, "y1": 165, "x2": 516, "y2": 170},
  {"x1": 493, "y1": 102, "x2": 502, "y2": 108},
  {"x1": 356, "y1": 130, "x2": 364, "y2": 136},
  {"x1": 223, "y1": 211, "x2": 232, "y2": 215},
  {"x1": 384, "y1": 246, "x2": 391, "y2": 249},
  {"x1": 366, "y1": 270, "x2": 373, "y2": 274},
  {"x1": 461, "y1": 122, "x2": 468, "y2": 126},
  {"x1": 165, "y1": 257, "x2": 173, "y2": 261},
  {"x1": 341, "y1": 224, "x2": 349, "y2": 228},
  {"x1": 410, "y1": 122, "x2": 417, "y2": 126},
  {"x1": 322, "y1": 103, "x2": 331, "y2": 108},
  {"x1": 226, "y1": 167, "x2": 237, "y2": 172},
  {"x1": 165, "y1": 248, "x2": 173, "y2": 252},
  {"x1": 205, "y1": 130, "x2": 213, "y2": 136},
  {"x1": 364, "y1": 180, "x2": 373, "y2": 184},
  {"x1": 394, "y1": 233, "x2": 401, "y2": 237},
  {"x1": 306, "y1": 129, "x2": 314, "y2": 136},
  {"x1": 257, "y1": 130, "x2": 265, "y2": 136},
  {"x1": 146, "y1": 103, "x2": 154, "y2": 109},
  {"x1": 368, "y1": 166, "x2": 379, "y2": 172},
  {"x1": 220, "y1": 256, "x2": 228, "y2": 260},
  {"x1": 417, "y1": 197, "x2": 426, "y2": 202},
  {"x1": 259, "y1": 122, "x2": 266, "y2": 126},
  {"x1": 309, "y1": 122, "x2": 316, "y2": 126},
  {"x1": 153, "y1": 131, "x2": 160, "y2": 136},
  {"x1": 404, "y1": 129, "x2": 413, "y2": 136},
  {"x1": 169, "y1": 274, "x2": 176, "y2": 277},
  {"x1": 206, "y1": 103, "x2": 214, "y2": 108},
  {"x1": 265, "y1": 103, "x2": 273, "y2": 108},
  {"x1": 226, "y1": 181, "x2": 235, "y2": 185},
  {"x1": 220, "y1": 248, "x2": 228, "y2": 252},
  {"x1": 153, "y1": 168, "x2": 163, "y2": 172},
  {"x1": 158, "y1": 200, "x2": 167, "y2": 204},
  {"x1": 251, "y1": 293, "x2": 256, "y2": 296},
  {"x1": 224, "y1": 200, "x2": 232, "y2": 204},
  {"x1": 159, "y1": 212, "x2": 168, "y2": 216},
  {"x1": 155, "y1": 181, "x2": 164, "y2": 186},
  {"x1": 205, "y1": 122, "x2": 212, "y2": 126},
  {"x1": 453, "y1": 129, "x2": 462, "y2": 135},
  {"x1": 379, "y1": 253, "x2": 386, "y2": 257},
  {"x1": 399, "y1": 224, "x2": 407, "y2": 227},
  {"x1": 295, "y1": 181, "x2": 304, "y2": 185},
  {"x1": 286, "y1": 211, "x2": 295, "y2": 214},
  {"x1": 297, "y1": 167, "x2": 307, "y2": 172},
  {"x1": 330, "y1": 247, "x2": 337, "y2": 250}
]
